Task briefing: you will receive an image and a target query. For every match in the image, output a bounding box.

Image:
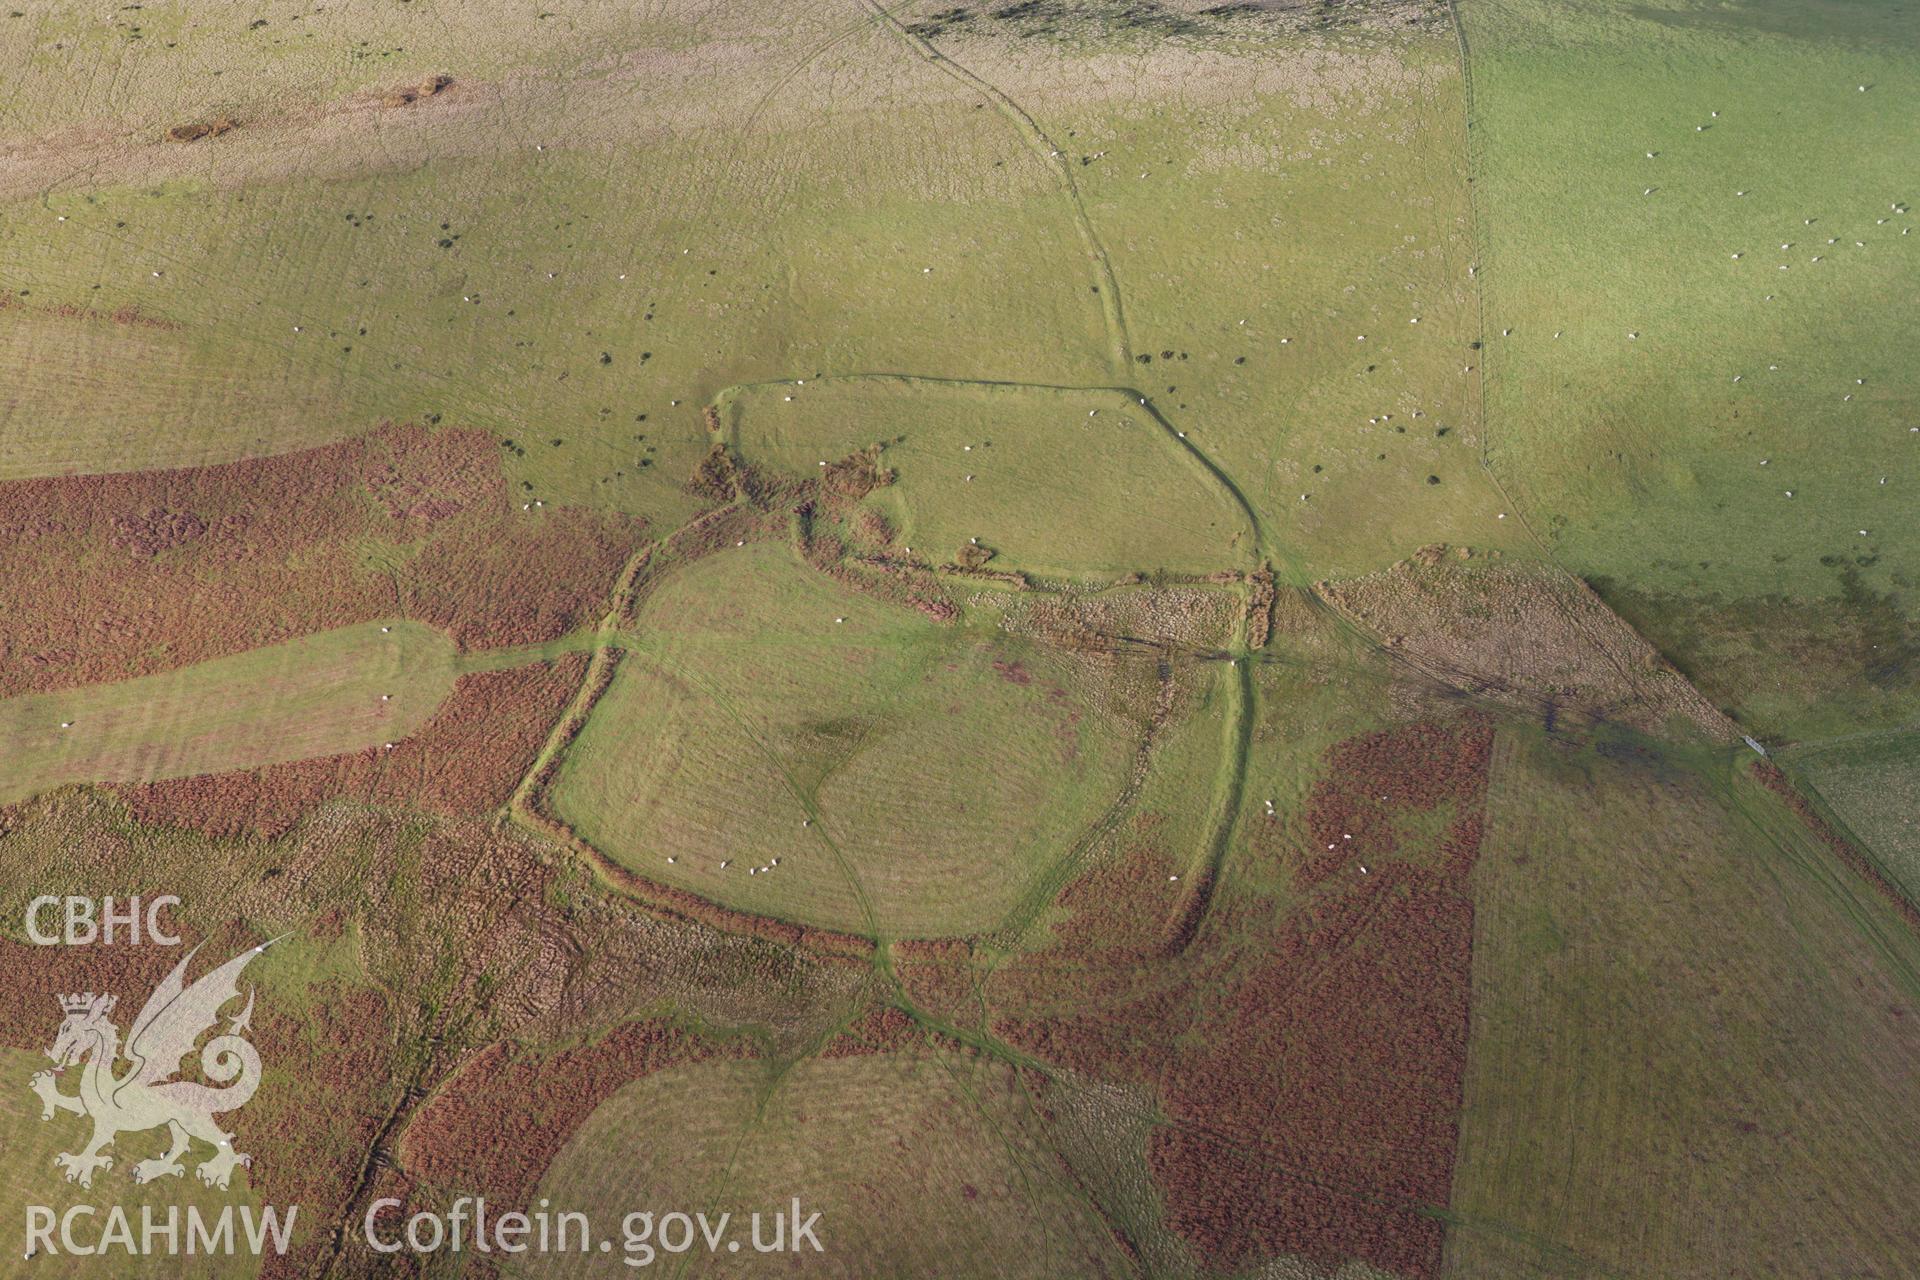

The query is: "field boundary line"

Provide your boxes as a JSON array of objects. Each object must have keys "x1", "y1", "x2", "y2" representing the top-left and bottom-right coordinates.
[
  {"x1": 1441, "y1": 5, "x2": 1694, "y2": 724},
  {"x1": 506, "y1": 361, "x2": 1280, "y2": 957},
  {"x1": 1445, "y1": 0, "x2": 1554, "y2": 569},
  {"x1": 858, "y1": 0, "x2": 1136, "y2": 376},
  {"x1": 711, "y1": 370, "x2": 1270, "y2": 566}
]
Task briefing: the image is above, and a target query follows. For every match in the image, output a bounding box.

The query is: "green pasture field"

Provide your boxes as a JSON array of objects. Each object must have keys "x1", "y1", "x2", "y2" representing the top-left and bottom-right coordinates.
[
  {"x1": 528, "y1": 1048, "x2": 1131, "y2": 1279},
  {"x1": 0, "y1": 303, "x2": 355, "y2": 480},
  {"x1": 0, "y1": 3, "x2": 1547, "y2": 584},
  {"x1": 935, "y1": 22, "x2": 1534, "y2": 579},
  {"x1": 1786, "y1": 728, "x2": 1920, "y2": 903},
  {"x1": 1461, "y1": 0, "x2": 1920, "y2": 738},
  {"x1": 718, "y1": 376, "x2": 1255, "y2": 577},
  {"x1": 0, "y1": 620, "x2": 457, "y2": 804},
  {"x1": 0, "y1": 3, "x2": 1115, "y2": 526},
  {"x1": 1446, "y1": 727, "x2": 1920, "y2": 1278},
  {"x1": 554, "y1": 543, "x2": 1158, "y2": 939},
  {"x1": 0, "y1": 3, "x2": 1915, "y2": 1278}
]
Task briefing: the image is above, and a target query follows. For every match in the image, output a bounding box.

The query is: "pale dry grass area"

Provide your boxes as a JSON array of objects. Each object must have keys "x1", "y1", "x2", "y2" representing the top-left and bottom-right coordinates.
[
  {"x1": 963, "y1": 37, "x2": 1453, "y2": 119},
  {"x1": 0, "y1": 4, "x2": 793, "y2": 193},
  {"x1": 0, "y1": 0, "x2": 1448, "y2": 202},
  {"x1": 0, "y1": 23, "x2": 1048, "y2": 203}
]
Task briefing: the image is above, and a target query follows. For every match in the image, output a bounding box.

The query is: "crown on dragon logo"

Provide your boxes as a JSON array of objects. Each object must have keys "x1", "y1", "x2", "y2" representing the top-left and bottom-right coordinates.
[{"x1": 59, "y1": 992, "x2": 110, "y2": 1014}]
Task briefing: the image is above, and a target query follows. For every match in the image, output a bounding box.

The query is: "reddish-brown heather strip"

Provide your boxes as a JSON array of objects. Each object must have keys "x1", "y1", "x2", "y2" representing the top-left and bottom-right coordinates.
[
  {"x1": 994, "y1": 716, "x2": 1495, "y2": 1278},
  {"x1": 0, "y1": 938, "x2": 182, "y2": 1051},
  {"x1": 0, "y1": 422, "x2": 643, "y2": 697},
  {"x1": 0, "y1": 292, "x2": 180, "y2": 329},
  {"x1": 819, "y1": 1004, "x2": 921, "y2": 1058}
]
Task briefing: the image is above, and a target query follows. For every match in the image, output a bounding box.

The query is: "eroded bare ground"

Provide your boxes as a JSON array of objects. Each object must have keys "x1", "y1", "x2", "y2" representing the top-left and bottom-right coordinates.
[{"x1": 1316, "y1": 548, "x2": 1740, "y2": 743}]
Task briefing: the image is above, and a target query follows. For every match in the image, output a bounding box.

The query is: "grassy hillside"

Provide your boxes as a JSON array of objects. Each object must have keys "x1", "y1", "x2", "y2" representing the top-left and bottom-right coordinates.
[
  {"x1": 0, "y1": 3, "x2": 1914, "y2": 1279},
  {"x1": 0, "y1": 620, "x2": 456, "y2": 804},
  {"x1": 0, "y1": 3, "x2": 1114, "y2": 525},
  {"x1": 1461, "y1": 0, "x2": 1920, "y2": 739},
  {"x1": 552, "y1": 544, "x2": 1160, "y2": 938},
  {"x1": 1447, "y1": 729, "x2": 1920, "y2": 1277},
  {"x1": 531, "y1": 1049, "x2": 1131, "y2": 1279}
]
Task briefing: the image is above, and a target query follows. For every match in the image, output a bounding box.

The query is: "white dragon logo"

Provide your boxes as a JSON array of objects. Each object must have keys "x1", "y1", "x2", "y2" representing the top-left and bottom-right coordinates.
[{"x1": 27, "y1": 939, "x2": 278, "y2": 1190}]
